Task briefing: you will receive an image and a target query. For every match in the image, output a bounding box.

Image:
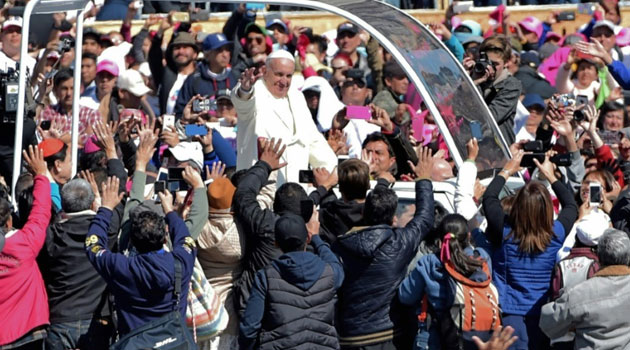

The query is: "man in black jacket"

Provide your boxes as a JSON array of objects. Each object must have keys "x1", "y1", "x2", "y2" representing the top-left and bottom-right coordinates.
[
  {"x1": 38, "y1": 178, "x2": 114, "y2": 350},
  {"x1": 232, "y1": 138, "x2": 322, "y2": 317},
  {"x1": 333, "y1": 147, "x2": 435, "y2": 350},
  {"x1": 148, "y1": 20, "x2": 198, "y2": 116}
]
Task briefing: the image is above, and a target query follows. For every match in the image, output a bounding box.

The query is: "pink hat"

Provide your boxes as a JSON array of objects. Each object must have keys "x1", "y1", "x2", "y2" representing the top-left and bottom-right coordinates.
[
  {"x1": 83, "y1": 135, "x2": 101, "y2": 154},
  {"x1": 518, "y1": 16, "x2": 543, "y2": 40},
  {"x1": 617, "y1": 27, "x2": 630, "y2": 47},
  {"x1": 544, "y1": 32, "x2": 562, "y2": 43},
  {"x1": 96, "y1": 60, "x2": 119, "y2": 77},
  {"x1": 450, "y1": 16, "x2": 462, "y2": 30}
]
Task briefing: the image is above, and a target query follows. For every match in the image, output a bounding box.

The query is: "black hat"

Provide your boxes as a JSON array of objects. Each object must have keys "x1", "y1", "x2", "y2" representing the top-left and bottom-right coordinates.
[
  {"x1": 383, "y1": 60, "x2": 406, "y2": 79},
  {"x1": 520, "y1": 51, "x2": 540, "y2": 69},
  {"x1": 343, "y1": 68, "x2": 367, "y2": 86},
  {"x1": 275, "y1": 213, "x2": 308, "y2": 252},
  {"x1": 337, "y1": 22, "x2": 359, "y2": 36}
]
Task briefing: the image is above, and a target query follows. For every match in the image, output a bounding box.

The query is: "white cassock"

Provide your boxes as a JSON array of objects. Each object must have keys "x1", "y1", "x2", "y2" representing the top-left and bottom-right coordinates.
[{"x1": 232, "y1": 79, "x2": 337, "y2": 185}]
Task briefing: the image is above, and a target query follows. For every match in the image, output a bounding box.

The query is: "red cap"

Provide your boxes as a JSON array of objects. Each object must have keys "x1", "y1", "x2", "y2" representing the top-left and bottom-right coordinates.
[{"x1": 38, "y1": 138, "x2": 65, "y2": 158}]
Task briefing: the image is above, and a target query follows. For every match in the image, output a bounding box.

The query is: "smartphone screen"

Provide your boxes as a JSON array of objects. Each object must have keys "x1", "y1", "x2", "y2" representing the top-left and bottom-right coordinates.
[
  {"x1": 167, "y1": 180, "x2": 180, "y2": 193},
  {"x1": 346, "y1": 106, "x2": 372, "y2": 120},
  {"x1": 40, "y1": 120, "x2": 51, "y2": 131},
  {"x1": 520, "y1": 153, "x2": 545, "y2": 168},
  {"x1": 469, "y1": 120, "x2": 483, "y2": 141},
  {"x1": 300, "y1": 199, "x2": 314, "y2": 222},
  {"x1": 576, "y1": 95, "x2": 589, "y2": 107},
  {"x1": 298, "y1": 170, "x2": 315, "y2": 184},
  {"x1": 154, "y1": 181, "x2": 166, "y2": 194},
  {"x1": 168, "y1": 167, "x2": 185, "y2": 180},
  {"x1": 589, "y1": 184, "x2": 601, "y2": 205},
  {"x1": 162, "y1": 114, "x2": 175, "y2": 131}
]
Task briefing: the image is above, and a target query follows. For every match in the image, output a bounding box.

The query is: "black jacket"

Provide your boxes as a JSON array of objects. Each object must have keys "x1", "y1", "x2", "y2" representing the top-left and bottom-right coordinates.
[
  {"x1": 333, "y1": 179, "x2": 434, "y2": 346},
  {"x1": 38, "y1": 211, "x2": 114, "y2": 323},
  {"x1": 513, "y1": 66, "x2": 556, "y2": 99},
  {"x1": 481, "y1": 73, "x2": 522, "y2": 145},
  {"x1": 611, "y1": 189, "x2": 630, "y2": 235},
  {"x1": 233, "y1": 161, "x2": 283, "y2": 318},
  {"x1": 148, "y1": 31, "x2": 180, "y2": 115}
]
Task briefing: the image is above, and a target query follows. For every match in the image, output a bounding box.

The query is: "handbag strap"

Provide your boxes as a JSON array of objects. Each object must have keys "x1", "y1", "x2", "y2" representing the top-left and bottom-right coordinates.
[{"x1": 173, "y1": 258, "x2": 182, "y2": 310}]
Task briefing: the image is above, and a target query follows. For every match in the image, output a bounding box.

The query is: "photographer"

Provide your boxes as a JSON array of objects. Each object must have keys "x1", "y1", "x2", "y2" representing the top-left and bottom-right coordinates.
[{"x1": 464, "y1": 35, "x2": 522, "y2": 145}]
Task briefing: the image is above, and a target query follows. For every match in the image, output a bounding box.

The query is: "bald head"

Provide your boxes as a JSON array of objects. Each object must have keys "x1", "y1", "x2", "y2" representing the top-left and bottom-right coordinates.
[
  {"x1": 263, "y1": 57, "x2": 295, "y2": 98},
  {"x1": 431, "y1": 158, "x2": 454, "y2": 182}
]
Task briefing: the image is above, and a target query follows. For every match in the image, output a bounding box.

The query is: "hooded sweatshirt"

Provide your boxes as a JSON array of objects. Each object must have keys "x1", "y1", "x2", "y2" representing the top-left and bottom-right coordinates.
[{"x1": 174, "y1": 61, "x2": 237, "y2": 118}]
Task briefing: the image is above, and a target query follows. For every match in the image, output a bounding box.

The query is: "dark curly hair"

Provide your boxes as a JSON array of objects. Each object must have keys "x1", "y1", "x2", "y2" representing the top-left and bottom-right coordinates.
[{"x1": 131, "y1": 211, "x2": 166, "y2": 253}]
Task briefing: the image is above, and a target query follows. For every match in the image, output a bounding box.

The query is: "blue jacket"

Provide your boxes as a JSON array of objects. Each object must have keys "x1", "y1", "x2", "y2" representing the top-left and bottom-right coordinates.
[
  {"x1": 85, "y1": 208, "x2": 196, "y2": 335},
  {"x1": 174, "y1": 62, "x2": 237, "y2": 118},
  {"x1": 482, "y1": 176, "x2": 578, "y2": 316},
  {"x1": 239, "y1": 235, "x2": 344, "y2": 350},
  {"x1": 398, "y1": 248, "x2": 492, "y2": 348},
  {"x1": 607, "y1": 60, "x2": 630, "y2": 90},
  {"x1": 333, "y1": 179, "x2": 434, "y2": 346}
]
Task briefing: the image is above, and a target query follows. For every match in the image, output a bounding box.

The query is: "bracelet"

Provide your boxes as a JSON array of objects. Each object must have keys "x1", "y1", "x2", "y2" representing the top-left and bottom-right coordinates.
[{"x1": 499, "y1": 169, "x2": 511, "y2": 177}]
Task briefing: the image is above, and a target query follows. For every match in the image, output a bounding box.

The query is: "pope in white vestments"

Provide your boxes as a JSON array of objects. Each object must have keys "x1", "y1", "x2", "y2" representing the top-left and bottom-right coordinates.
[{"x1": 231, "y1": 50, "x2": 337, "y2": 184}]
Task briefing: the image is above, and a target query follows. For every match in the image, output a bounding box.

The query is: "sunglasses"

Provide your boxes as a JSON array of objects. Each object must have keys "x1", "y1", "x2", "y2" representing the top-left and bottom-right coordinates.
[
  {"x1": 246, "y1": 36, "x2": 264, "y2": 45},
  {"x1": 337, "y1": 32, "x2": 357, "y2": 40},
  {"x1": 342, "y1": 79, "x2": 366, "y2": 88}
]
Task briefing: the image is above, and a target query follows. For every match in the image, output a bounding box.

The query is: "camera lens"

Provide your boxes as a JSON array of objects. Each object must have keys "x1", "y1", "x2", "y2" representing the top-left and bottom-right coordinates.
[{"x1": 573, "y1": 109, "x2": 585, "y2": 122}]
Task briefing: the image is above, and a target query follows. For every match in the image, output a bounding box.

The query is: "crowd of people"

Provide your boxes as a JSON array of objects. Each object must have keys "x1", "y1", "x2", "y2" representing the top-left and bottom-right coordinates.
[{"x1": 2, "y1": 0, "x2": 630, "y2": 349}]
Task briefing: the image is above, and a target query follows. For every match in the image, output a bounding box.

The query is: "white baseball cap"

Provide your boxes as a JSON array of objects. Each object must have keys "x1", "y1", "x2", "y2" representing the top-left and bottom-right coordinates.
[
  {"x1": 168, "y1": 142, "x2": 204, "y2": 171},
  {"x1": 576, "y1": 210, "x2": 611, "y2": 246},
  {"x1": 2, "y1": 17, "x2": 22, "y2": 30},
  {"x1": 117, "y1": 69, "x2": 151, "y2": 97}
]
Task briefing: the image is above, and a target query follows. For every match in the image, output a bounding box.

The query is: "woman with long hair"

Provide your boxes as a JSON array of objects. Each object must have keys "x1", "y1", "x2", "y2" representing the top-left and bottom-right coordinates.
[
  {"x1": 482, "y1": 150, "x2": 578, "y2": 349},
  {"x1": 399, "y1": 214, "x2": 494, "y2": 350}
]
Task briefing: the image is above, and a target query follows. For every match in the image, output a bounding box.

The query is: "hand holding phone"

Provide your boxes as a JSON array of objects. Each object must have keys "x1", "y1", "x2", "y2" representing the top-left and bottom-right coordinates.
[
  {"x1": 162, "y1": 115, "x2": 175, "y2": 131},
  {"x1": 346, "y1": 106, "x2": 372, "y2": 120},
  {"x1": 299, "y1": 170, "x2": 315, "y2": 184},
  {"x1": 589, "y1": 183, "x2": 602, "y2": 207}
]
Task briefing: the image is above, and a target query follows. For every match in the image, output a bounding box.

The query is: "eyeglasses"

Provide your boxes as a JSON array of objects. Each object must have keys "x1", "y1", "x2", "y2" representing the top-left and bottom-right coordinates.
[
  {"x1": 342, "y1": 79, "x2": 365, "y2": 89},
  {"x1": 246, "y1": 36, "x2": 264, "y2": 45},
  {"x1": 337, "y1": 32, "x2": 357, "y2": 40}
]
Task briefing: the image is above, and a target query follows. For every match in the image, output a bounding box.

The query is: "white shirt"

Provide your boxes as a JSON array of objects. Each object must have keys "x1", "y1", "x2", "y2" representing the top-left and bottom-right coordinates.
[
  {"x1": 166, "y1": 73, "x2": 189, "y2": 115},
  {"x1": 343, "y1": 119, "x2": 380, "y2": 158},
  {"x1": 0, "y1": 50, "x2": 35, "y2": 75}
]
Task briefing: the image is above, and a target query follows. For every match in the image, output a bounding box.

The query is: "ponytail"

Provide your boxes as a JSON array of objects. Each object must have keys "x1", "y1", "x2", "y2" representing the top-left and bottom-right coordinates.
[{"x1": 439, "y1": 214, "x2": 483, "y2": 276}]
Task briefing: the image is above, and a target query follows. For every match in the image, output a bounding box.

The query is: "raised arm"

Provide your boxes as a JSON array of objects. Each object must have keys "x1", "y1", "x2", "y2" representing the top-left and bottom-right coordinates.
[{"x1": 20, "y1": 145, "x2": 52, "y2": 255}]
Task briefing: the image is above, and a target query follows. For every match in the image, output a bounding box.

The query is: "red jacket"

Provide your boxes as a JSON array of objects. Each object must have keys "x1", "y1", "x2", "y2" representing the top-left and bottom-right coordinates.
[
  {"x1": 0, "y1": 175, "x2": 52, "y2": 345},
  {"x1": 595, "y1": 145, "x2": 625, "y2": 188}
]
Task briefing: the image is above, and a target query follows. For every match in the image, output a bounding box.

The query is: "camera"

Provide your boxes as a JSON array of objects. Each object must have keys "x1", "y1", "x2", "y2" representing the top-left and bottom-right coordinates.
[
  {"x1": 0, "y1": 68, "x2": 19, "y2": 123},
  {"x1": 192, "y1": 97, "x2": 215, "y2": 113},
  {"x1": 552, "y1": 94, "x2": 576, "y2": 108},
  {"x1": 573, "y1": 109, "x2": 586, "y2": 122},
  {"x1": 57, "y1": 37, "x2": 74, "y2": 54},
  {"x1": 473, "y1": 51, "x2": 490, "y2": 75}
]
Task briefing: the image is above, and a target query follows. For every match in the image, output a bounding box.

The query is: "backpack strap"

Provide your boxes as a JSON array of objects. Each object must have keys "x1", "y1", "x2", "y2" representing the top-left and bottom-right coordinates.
[
  {"x1": 173, "y1": 258, "x2": 182, "y2": 310},
  {"x1": 444, "y1": 260, "x2": 492, "y2": 287}
]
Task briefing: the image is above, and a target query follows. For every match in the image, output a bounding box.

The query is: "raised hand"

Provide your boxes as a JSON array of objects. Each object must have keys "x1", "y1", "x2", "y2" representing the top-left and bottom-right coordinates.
[
  {"x1": 158, "y1": 188, "x2": 174, "y2": 214},
  {"x1": 410, "y1": 146, "x2": 434, "y2": 179},
  {"x1": 533, "y1": 151, "x2": 558, "y2": 183},
  {"x1": 160, "y1": 125, "x2": 180, "y2": 148},
  {"x1": 501, "y1": 149, "x2": 524, "y2": 177},
  {"x1": 206, "y1": 161, "x2": 226, "y2": 181},
  {"x1": 80, "y1": 170, "x2": 101, "y2": 199},
  {"x1": 367, "y1": 104, "x2": 394, "y2": 132},
  {"x1": 259, "y1": 138, "x2": 287, "y2": 170},
  {"x1": 239, "y1": 67, "x2": 263, "y2": 92},
  {"x1": 100, "y1": 176, "x2": 124, "y2": 210},
  {"x1": 23, "y1": 145, "x2": 47, "y2": 176},
  {"x1": 93, "y1": 121, "x2": 117, "y2": 159},
  {"x1": 182, "y1": 166, "x2": 204, "y2": 189},
  {"x1": 313, "y1": 167, "x2": 338, "y2": 190},
  {"x1": 472, "y1": 326, "x2": 518, "y2": 350},
  {"x1": 135, "y1": 131, "x2": 158, "y2": 172},
  {"x1": 467, "y1": 138, "x2": 479, "y2": 161}
]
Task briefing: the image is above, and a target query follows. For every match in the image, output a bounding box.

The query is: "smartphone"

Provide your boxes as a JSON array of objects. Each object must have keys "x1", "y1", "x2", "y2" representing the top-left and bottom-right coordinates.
[
  {"x1": 300, "y1": 199, "x2": 314, "y2": 222},
  {"x1": 599, "y1": 130, "x2": 622, "y2": 145},
  {"x1": 171, "y1": 12, "x2": 190, "y2": 23},
  {"x1": 185, "y1": 124, "x2": 208, "y2": 137},
  {"x1": 154, "y1": 180, "x2": 166, "y2": 194},
  {"x1": 168, "y1": 167, "x2": 185, "y2": 180},
  {"x1": 162, "y1": 114, "x2": 175, "y2": 131},
  {"x1": 469, "y1": 120, "x2": 483, "y2": 142},
  {"x1": 589, "y1": 183, "x2": 602, "y2": 207},
  {"x1": 578, "y1": 3, "x2": 596, "y2": 15},
  {"x1": 157, "y1": 167, "x2": 168, "y2": 181},
  {"x1": 167, "y1": 180, "x2": 180, "y2": 193},
  {"x1": 346, "y1": 106, "x2": 371, "y2": 120},
  {"x1": 192, "y1": 98, "x2": 212, "y2": 113},
  {"x1": 452, "y1": 1, "x2": 473, "y2": 13},
  {"x1": 40, "y1": 120, "x2": 51, "y2": 131},
  {"x1": 523, "y1": 140, "x2": 543, "y2": 152},
  {"x1": 298, "y1": 170, "x2": 315, "y2": 184},
  {"x1": 551, "y1": 153, "x2": 571, "y2": 167},
  {"x1": 556, "y1": 11, "x2": 575, "y2": 21},
  {"x1": 576, "y1": 95, "x2": 589, "y2": 107},
  {"x1": 520, "y1": 153, "x2": 545, "y2": 167},
  {"x1": 412, "y1": 111, "x2": 426, "y2": 142}
]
